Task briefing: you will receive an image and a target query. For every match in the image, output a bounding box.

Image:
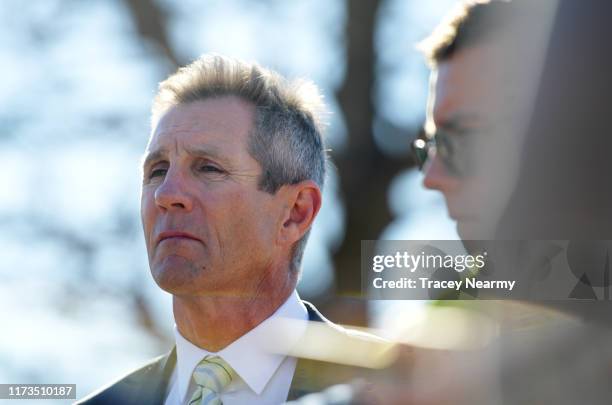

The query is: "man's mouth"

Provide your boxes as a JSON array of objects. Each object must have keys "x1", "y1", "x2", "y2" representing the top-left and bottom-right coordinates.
[{"x1": 156, "y1": 231, "x2": 202, "y2": 246}]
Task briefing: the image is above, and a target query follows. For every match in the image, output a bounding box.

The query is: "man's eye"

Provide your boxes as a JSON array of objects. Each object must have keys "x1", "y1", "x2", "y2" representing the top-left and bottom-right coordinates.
[
  {"x1": 149, "y1": 168, "x2": 167, "y2": 178},
  {"x1": 199, "y1": 165, "x2": 223, "y2": 174}
]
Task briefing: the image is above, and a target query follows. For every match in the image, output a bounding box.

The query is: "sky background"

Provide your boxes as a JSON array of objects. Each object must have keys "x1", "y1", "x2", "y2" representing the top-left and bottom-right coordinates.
[{"x1": 0, "y1": 0, "x2": 460, "y2": 402}]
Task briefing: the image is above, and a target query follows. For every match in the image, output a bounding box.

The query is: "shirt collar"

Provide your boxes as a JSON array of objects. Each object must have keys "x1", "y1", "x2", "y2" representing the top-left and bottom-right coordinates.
[{"x1": 173, "y1": 290, "x2": 308, "y2": 399}]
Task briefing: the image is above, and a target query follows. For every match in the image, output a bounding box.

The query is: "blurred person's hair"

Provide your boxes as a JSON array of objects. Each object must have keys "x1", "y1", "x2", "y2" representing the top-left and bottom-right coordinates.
[
  {"x1": 151, "y1": 54, "x2": 328, "y2": 273},
  {"x1": 418, "y1": 0, "x2": 515, "y2": 67}
]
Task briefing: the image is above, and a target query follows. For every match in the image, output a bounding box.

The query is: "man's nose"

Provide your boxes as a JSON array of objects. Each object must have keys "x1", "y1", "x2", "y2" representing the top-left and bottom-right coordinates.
[
  {"x1": 422, "y1": 152, "x2": 460, "y2": 192},
  {"x1": 154, "y1": 169, "x2": 194, "y2": 211}
]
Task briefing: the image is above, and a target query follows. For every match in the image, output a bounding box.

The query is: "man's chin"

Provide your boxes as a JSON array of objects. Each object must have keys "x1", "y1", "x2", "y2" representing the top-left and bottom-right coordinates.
[{"x1": 150, "y1": 257, "x2": 205, "y2": 294}]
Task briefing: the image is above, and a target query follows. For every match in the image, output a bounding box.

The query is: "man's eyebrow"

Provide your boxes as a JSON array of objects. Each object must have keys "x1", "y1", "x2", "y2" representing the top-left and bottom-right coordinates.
[
  {"x1": 141, "y1": 149, "x2": 168, "y2": 170},
  {"x1": 141, "y1": 146, "x2": 233, "y2": 169},
  {"x1": 184, "y1": 146, "x2": 231, "y2": 165}
]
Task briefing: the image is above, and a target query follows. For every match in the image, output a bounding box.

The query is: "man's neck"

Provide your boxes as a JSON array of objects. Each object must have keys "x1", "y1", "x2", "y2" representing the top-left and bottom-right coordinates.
[{"x1": 172, "y1": 271, "x2": 297, "y2": 352}]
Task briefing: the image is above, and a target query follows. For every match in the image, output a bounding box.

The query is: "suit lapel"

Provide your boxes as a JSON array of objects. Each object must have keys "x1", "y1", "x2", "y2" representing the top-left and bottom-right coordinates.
[
  {"x1": 286, "y1": 301, "x2": 324, "y2": 400},
  {"x1": 129, "y1": 347, "x2": 176, "y2": 405},
  {"x1": 152, "y1": 346, "x2": 176, "y2": 405}
]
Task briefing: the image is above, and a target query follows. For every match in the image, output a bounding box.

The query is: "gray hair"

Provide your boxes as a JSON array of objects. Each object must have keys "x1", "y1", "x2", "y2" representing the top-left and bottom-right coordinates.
[{"x1": 151, "y1": 54, "x2": 327, "y2": 273}]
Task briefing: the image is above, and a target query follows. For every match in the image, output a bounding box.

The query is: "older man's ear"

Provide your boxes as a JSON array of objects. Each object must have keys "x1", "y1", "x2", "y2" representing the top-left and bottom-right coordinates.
[{"x1": 277, "y1": 180, "x2": 322, "y2": 246}]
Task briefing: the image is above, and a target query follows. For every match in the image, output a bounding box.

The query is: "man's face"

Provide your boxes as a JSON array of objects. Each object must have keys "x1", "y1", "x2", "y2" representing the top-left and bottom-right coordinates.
[
  {"x1": 423, "y1": 44, "x2": 521, "y2": 239},
  {"x1": 141, "y1": 96, "x2": 286, "y2": 297}
]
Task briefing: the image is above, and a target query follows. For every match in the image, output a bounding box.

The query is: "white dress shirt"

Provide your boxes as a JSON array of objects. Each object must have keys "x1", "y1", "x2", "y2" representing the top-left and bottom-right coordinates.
[{"x1": 164, "y1": 290, "x2": 308, "y2": 405}]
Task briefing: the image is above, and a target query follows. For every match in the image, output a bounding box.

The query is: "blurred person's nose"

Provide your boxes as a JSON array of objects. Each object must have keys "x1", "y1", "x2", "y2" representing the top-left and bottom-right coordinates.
[
  {"x1": 154, "y1": 168, "x2": 194, "y2": 212},
  {"x1": 423, "y1": 152, "x2": 460, "y2": 192}
]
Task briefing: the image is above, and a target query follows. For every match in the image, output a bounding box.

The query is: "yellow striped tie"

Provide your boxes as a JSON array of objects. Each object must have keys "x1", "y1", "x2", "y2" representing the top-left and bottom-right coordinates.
[{"x1": 188, "y1": 356, "x2": 236, "y2": 405}]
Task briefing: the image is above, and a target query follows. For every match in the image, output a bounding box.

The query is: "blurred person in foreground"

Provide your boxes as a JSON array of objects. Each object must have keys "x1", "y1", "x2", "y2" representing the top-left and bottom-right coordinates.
[
  {"x1": 293, "y1": 0, "x2": 612, "y2": 403},
  {"x1": 76, "y1": 54, "x2": 389, "y2": 405},
  {"x1": 414, "y1": 0, "x2": 612, "y2": 401},
  {"x1": 408, "y1": 0, "x2": 612, "y2": 402}
]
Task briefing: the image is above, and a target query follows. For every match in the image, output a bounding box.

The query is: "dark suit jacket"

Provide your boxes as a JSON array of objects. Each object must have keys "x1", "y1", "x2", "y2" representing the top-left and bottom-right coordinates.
[{"x1": 76, "y1": 301, "x2": 381, "y2": 404}]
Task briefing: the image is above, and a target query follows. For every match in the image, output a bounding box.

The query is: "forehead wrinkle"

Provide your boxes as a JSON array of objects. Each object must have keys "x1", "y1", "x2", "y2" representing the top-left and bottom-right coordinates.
[
  {"x1": 185, "y1": 145, "x2": 233, "y2": 167},
  {"x1": 159, "y1": 115, "x2": 201, "y2": 132}
]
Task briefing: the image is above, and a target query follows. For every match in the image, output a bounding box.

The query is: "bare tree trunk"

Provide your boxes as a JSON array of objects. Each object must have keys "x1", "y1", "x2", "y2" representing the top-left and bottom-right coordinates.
[
  {"x1": 123, "y1": 0, "x2": 182, "y2": 68},
  {"x1": 329, "y1": 0, "x2": 411, "y2": 326}
]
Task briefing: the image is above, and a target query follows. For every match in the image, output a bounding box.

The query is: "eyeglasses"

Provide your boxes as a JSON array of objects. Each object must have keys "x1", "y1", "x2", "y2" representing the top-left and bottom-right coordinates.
[{"x1": 411, "y1": 129, "x2": 474, "y2": 177}]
